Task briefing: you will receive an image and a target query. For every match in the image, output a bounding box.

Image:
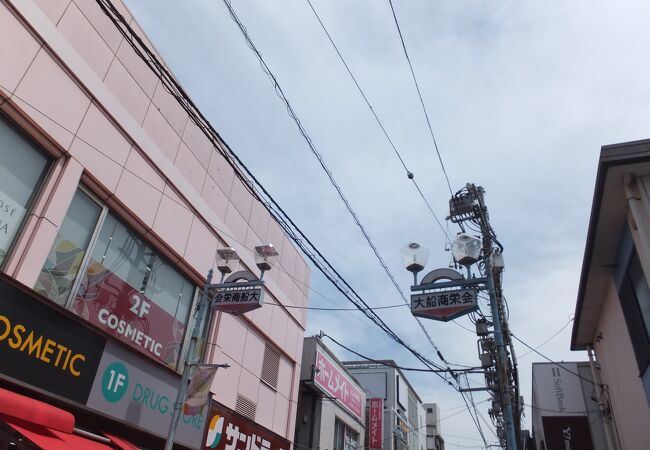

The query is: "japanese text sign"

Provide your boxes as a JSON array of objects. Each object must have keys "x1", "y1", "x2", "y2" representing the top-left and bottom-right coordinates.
[
  {"x1": 368, "y1": 398, "x2": 383, "y2": 448},
  {"x1": 203, "y1": 401, "x2": 290, "y2": 450},
  {"x1": 410, "y1": 288, "x2": 478, "y2": 322},
  {"x1": 313, "y1": 348, "x2": 364, "y2": 420},
  {"x1": 211, "y1": 285, "x2": 263, "y2": 315}
]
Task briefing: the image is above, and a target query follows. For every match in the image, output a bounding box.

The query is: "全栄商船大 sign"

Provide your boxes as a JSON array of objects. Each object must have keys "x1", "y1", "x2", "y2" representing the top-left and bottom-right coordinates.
[
  {"x1": 210, "y1": 285, "x2": 263, "y2": 315},
  {"x1": 410, "y1": 287, "x2": 478, "y2": 322}
]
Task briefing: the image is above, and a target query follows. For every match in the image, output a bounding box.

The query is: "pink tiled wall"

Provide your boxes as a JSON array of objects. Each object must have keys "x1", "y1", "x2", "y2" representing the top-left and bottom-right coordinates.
[{"x1": 0, "y1": 0, "x2": 311, "y2": 440}]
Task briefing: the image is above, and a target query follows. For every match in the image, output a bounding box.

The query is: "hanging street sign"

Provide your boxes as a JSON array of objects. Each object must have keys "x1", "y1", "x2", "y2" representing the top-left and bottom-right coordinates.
[
  {"x1": 411, "y1": 288, "x2": 478, "y2": 321},
  {"x1": 409, "y1": 267, "x2": 483, "y2": 322},
  {"x1": 210, "y1": 285, "x2": 263, "y2": 315},
  {"x1": 208, "y1": 270, "x2": 264, "y2": 315}
]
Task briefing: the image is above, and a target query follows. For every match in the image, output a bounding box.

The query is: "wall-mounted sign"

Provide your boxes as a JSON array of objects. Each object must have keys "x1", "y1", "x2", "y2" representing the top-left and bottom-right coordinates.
[
  {"x1": 410, "y1": 288, "x2": 478, "y2": 322},
  {"x1": 542, "y1": 416, "x2": 594, "y2": 450},
  {"x1": 203, "y1": 401, "x2": 290, "y2": 450},
  {"x1": 396, "y1": 417, "x2": 409, "y2": 444},
  {"x1": 0, "y1": 277, "x2": 105, "y2": 404},
  {"x1": 532, "y1": 364, "x2": 587, "y2": 417},
  {"x1": 313, "y1": 347, "x2": 364, "y2": 421},
  {"x1": 368, "y1": 398, "x2": 383, "y2": 449},
  {"x1": 86, "y1": 341, "x2": 206, "y2": 449},
  {"x1": 72, "y1": 264, "x2": 186, "y2": 367},
  {"x1": 211, "y1": 286, "x2": 263, "y2": 315}
]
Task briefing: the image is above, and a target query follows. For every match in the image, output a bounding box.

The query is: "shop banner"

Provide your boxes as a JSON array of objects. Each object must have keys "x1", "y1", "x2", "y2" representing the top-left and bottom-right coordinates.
[
  {"x1": 542, "y1": 416, "x2": 594, "y2": 450},
  {"x1": 203, "y1": 401, "x2": 290, "y2": 450},
  {"x1": 73, "y1": 262, "x2": 186, "y2": 367},
  {"x1": 0, "y1": 277, "x2": 105, "y2": 404},
  {"x1": 86, "y1": 341, "x2": 206, "y2": 449},
  {"x1": 313, "y1": 348, "x2": 364, "y2": 420},
  {"x1": 368, "y1": 398, "x2": 383, "y2": 449},
  {"x1": 185, "y1": 365, "x2": 220, "y2": 416}
]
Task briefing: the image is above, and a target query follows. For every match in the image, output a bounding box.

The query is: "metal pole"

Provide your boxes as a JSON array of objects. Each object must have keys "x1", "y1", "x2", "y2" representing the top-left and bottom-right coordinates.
[
  {"x1": 165, "y1": 269, "x2": 214, "y2": 450},
  {"x1": 485, "y1": 258, "x2": 517, "y2": 450}
]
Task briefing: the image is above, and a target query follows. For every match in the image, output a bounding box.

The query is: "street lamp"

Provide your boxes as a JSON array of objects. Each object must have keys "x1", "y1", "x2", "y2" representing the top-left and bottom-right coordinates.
[
  {"x1": 254, "y1": 244, "x2": 279, "y2": 279},
  {"x1": 216, "y1": 247, "x2": 240, "y2": 277},
  {"x1": 450, "y1": 233, "x2": 482, "y2": 266},
  {"x1": 400, "y1": 242, "x2": 429, "y2": 284}
]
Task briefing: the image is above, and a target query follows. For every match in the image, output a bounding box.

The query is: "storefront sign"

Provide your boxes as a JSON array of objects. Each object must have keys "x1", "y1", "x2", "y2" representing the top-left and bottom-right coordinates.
[
  {"x1": 0, "y1": 277, "x2": 105, "y2": 404},
  {"x1": 211, "y1": 285, "x2": 263, "y2": 315},
  {"x1": 368, "y1": 398, "x2": 383, "y2": 449},
  {"x1": 203, "y1": 401, "x2": 290, "y2": 450},
  {"x1": 313, "y1": 348, "x2": 364, "y2": 420},
  {"x1": 86, "y1": 341, "x2": 206, "y2": 449},
  {"x1": 410, "y1": 288, "x2": 478, "y2": 321},
  {"x1": 73, "y1": 262, "x2": 186, "y2": 367},
  {"x1": 542, "y1": 416, "x2": 594, "y2": 450}
]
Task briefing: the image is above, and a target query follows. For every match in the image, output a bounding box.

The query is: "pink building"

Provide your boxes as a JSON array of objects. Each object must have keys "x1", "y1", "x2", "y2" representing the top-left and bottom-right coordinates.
[{"x1": 0, "y1": 0, "x2": 310, "y2": 448}]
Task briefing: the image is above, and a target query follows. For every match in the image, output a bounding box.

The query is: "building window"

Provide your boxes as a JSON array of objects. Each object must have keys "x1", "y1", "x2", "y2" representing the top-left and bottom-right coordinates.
[
  {"x1": 334, "y1": 419, "x2": 358, "y2": 450},
  {"x1": 0, "y1": 115, "x2": 49, "y2": 266},
  {"x1": 35, "y1": 189, "x2": 197, "y2": 369},
  {"x1": 35, "y1": 190, "x2": 102, "y2": 305}
]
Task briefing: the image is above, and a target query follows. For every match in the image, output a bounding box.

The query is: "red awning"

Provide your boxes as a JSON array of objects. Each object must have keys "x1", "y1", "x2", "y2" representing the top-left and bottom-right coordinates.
[
  {"x1": 0, "y1": 388, "x2": 116, "y2": 449},
  {"x1": 4, "y1": 419, "x2": 113, "y2": 450}
]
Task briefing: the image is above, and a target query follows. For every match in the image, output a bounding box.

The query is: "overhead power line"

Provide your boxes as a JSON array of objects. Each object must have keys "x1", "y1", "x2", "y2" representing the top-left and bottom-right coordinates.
[
  {"x1": 321, "y1": 333, "x2": 481, "y2": 373},
  {"x1": 387, "y1": 0, "x2": 454, "y2": 196},
  {"x1": 305, "y1": 0, "x2": 449, "y2": 239},
  {"x1": 94, "y1": 0, "x2": 458, "y2": 388},
  {"x1": 219, "y1": 0, "x2": 464, "y2": 385}
]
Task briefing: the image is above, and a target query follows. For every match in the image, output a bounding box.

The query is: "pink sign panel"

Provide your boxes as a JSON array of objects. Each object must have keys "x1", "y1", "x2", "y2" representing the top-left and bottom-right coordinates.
[
  {"x1": 368, "y1": 398, "x2": 383, "y2": 448},
  {"x1": 314, "y1": 348, "x2": 363, "y2": 420},
  {"x1": 72, "y1": 261, "x2": 186, "y2": 367}
]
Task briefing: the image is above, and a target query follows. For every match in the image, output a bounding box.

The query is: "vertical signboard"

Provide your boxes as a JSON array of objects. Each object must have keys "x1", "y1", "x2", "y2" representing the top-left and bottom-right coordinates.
[
  {"x1": 203, "y1": 401, "x2": 290, "y2": 450},
  {"x1": 0, "y1": 278, "x2": 105, "y2": 404},
  {"x1": 313, "y1": 347, "x2": 364, "y2": 421},
  {"x1": 368, "y1": 398, "x2": 383, "y2": 449},
  {"x1": 86, "y1": 341, "x2": 206, "y2": 449}
]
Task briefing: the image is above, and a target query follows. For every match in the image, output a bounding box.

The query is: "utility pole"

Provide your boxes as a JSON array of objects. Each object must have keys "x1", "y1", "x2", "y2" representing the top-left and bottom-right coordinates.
[{"x1": 448, "y1": 184, "x2": 520, "y2": 450}]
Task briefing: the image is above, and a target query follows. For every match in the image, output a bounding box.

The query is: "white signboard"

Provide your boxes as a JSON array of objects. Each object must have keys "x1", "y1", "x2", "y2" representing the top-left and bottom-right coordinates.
[{"x1": 532, "y1": 363, "x2": 587, "y2": 417}]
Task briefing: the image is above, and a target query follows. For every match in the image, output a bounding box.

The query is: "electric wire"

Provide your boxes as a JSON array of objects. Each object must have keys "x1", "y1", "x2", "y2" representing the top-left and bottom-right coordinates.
[
  {"x1": 510, "y1": 333, "x2": 596, "y2": 386},
  {"x1": 322, "y1": 333, "x2": 482, "y2": 373},
  {"x1": 387, "y1": 0, "x2": 453, "y2": 196},
  {"x1": 218, "y1": 0, "x2": 470, "y2": 384},
  {"x1": 93, "y1": 0, "x2": 457, "y2": 380},
  {"x1": 305, "y1": 0, "x2": 449, "y2": 238},
  {"x1": 517, "y1": 316, "x2": 574, "y2": 359}
]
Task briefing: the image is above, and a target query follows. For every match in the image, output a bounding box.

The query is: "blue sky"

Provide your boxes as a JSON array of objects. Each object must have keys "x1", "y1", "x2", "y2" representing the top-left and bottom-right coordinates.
[{"x1": 124, "y1": 0, "x2": 650, "y2": 446}]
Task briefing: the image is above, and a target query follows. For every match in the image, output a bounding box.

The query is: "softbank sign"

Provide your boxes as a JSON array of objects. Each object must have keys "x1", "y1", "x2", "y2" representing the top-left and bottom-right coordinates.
[
  {"x1": 87, "y1": 342, "x2": 206, "y2": 449},
  {"x1": 532, "y1": 363, "x2": 586, "y2": 416}
]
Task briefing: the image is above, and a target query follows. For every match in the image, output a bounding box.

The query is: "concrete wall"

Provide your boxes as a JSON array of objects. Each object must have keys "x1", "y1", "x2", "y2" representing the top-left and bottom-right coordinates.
[
  {"x1": 0, "y1": 0, "x2": 309, "y2": 442},
  {"x1": 593, "y1": 279, "x2": 650, "y2": 450}
]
